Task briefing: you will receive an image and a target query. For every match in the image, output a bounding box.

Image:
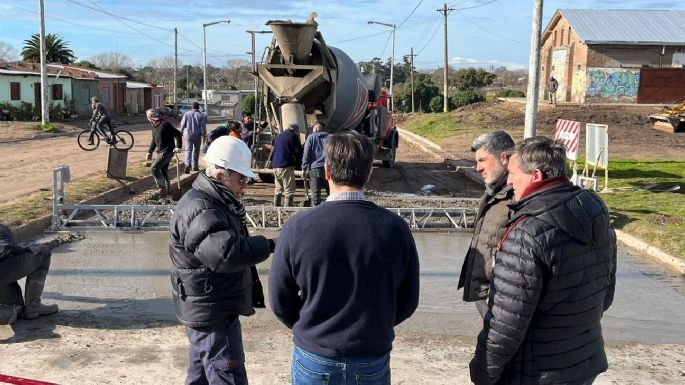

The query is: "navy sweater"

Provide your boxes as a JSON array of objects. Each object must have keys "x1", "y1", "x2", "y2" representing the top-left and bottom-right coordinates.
[
  {"x1": 271, "y1": 129, "x2": 302, "y2": 168},
  {"x1": 268, "y1": 200, "x2": 420, "y2": 358}
]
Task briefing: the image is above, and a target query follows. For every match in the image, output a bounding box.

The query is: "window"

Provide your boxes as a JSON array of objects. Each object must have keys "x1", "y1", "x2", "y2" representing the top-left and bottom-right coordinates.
[
  {"x1": 81, "y1": 84, "x2": 91, "y2": 105},
  {"x1": 554, "y1": 31, "x2": 557, "y2": 46},
  {"x1": 102, "y1": 87, "x2": 110, "y2": 103},
  {"x1": 53, "y1": 84, "x2": 63, "y2": 100},
  {"x1": 560, "y1": 29, "x2": 565, "y2": 46},
  {"x1": 10, "y1": 82, "x2": 20, "y2": 100},
  {"x1": 568, "y1": 27, "x2": 572, "y2": 44}
]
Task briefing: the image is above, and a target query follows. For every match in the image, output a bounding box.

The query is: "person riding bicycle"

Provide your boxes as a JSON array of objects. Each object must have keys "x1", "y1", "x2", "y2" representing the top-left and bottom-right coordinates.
[{"x1": 88, "y1": 97, "x2": 116, "y2": 145}]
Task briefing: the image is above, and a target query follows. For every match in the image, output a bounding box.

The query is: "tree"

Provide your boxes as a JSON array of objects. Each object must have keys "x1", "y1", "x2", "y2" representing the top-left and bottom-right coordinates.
[
  {"x1": 0, "y1": 42, "x2": 18, "y2": 63},
  {"x1": 89, "y1": 52, "x2": 132, "y2": 70},
  {"x1": 392, "y1": 72, "x2": 440, "y2": 113},
  {"x1": 74, "y1": 60, "x2": 97, "y2": 69},
  {"x1": 451, "y1": 67, "x2": 496, "y2": 91},
  {"x1": 21, "y1": 33, "x2": 76, "y2": 64}
]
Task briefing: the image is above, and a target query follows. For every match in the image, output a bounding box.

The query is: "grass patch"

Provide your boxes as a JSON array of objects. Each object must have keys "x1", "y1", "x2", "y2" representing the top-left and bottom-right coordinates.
[
  {"x1": 28, "y1": 122, "x2": 62, "y2": 133},
  {"x1": 0, "y1": 162, "x2": 151, "y2": 228},
  {"x1": 403, "y1": 111, "x2": 685, "y2": 259}
]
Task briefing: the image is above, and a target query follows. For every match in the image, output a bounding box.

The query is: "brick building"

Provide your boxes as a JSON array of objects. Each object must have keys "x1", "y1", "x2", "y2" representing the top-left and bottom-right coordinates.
[{"x1": 541, "y1": 9, "x2": 685, "y2": 104}]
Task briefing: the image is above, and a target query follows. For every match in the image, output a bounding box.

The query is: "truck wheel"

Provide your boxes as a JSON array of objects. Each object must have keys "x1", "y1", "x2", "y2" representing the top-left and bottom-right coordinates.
[
  {"x1": 258, "y1": 173, "x2": 274, "y2": 183},
  {"x1": 382, "y1": 148, "x2": 396, "y2": 168}
]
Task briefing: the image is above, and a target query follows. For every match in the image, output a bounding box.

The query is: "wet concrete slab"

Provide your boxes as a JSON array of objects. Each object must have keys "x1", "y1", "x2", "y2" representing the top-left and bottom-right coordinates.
[{"x1": 37, "y1": 230, "x2": 685, "y2": 346}]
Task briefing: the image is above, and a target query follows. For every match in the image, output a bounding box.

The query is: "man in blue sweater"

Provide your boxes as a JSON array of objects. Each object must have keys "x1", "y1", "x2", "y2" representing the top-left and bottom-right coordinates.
[
  {"x1": 269, "y1": 130, "x2": 420, "y2": 385},
  {"x1": 301, "y1": 123, "x2": 330, "y2": 206},
  {"x1": 271, "y1": 123, "x2": 302, "y2": 207}
]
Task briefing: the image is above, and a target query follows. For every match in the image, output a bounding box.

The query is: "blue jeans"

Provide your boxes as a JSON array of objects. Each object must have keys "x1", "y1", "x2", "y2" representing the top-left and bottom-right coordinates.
[
  {"x1": 185, "y1": 317, "x2": 247, "y2": 385},
  {"x1": 292, "y1": 346, "x2": 390, "y2": 385},
  {"x1": 185, "y1": 138, "x2": 202, "y2": 169}
]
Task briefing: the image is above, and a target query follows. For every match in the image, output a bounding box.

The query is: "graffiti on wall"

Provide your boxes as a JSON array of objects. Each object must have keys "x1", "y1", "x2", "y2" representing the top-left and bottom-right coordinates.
[{"x1": 586, "y1": 69, "x2": 640, "y2": 98}]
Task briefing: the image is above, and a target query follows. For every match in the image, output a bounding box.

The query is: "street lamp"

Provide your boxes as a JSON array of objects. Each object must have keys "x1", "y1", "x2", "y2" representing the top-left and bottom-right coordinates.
[
  {"x1": 368, "y1": 20, "x2": 396, "y2": 112},
  {"x1": 203, "y1": 20, "x2": 230, "y2": 114},
  {"x1": 246, "y1": 30, "x2": 272, "y2": 121}
]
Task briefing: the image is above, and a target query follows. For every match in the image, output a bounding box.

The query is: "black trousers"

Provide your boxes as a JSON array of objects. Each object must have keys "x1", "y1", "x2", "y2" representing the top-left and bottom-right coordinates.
[
  {"x1": 185, "y1": 317, "x2": 247, "y2": 385},
  {"x1": 151, "y1": 151, "x2": 174, "y2": 191},
  {"x1": 308, "y1": 167, "x2": 329, "y2": 206}
]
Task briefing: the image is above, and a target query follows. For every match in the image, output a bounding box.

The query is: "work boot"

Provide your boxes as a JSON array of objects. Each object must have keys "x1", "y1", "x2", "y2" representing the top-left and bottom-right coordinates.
[
  {"x1": 21, "y1": 301, "x2": 58, "y2": 319},
  {"x1": 0, "y1": 304, "x2": 23, "y2": 325},
  {"x1": 184, "y1": 165, "x2": 191, "y2": 174},
  {"x1": 192, "y1": 167, "x2": 200, "y2": 172},
  {"x1": 285, "y1": 195, "x2": 294, "y2": 207},
  {"x1": 273, "y1": 194, "x2": 282, "y2": 207},
  {"x1": 87, "y1": 140, "x2": 94, "y2": 146}
]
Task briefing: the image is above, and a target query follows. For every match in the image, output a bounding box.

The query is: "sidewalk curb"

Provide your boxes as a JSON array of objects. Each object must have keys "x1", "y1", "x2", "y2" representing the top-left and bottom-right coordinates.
[
  {"x1": 615, "y1": 230, "x2": 685, "y2": 275},
  {"x1": 398, "y1": 128, "x2": 685, "y2": 275},
  {"x1": 397, "y1": 128, "x2": 484, "y2": 187}
]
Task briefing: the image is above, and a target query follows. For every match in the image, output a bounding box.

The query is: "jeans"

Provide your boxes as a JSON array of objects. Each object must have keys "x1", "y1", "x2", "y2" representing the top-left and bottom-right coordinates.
[
  {"x1": 292, "y1": 346, "x2": 390, "y2": 385},
  {"x1": 0, "y1": 244, "x2": 51, "y2": 307},
  {"x1": 150, "y1": 151, "x2": 174, "y2": 192},
  {"x1": 308, "y1": 167, "x2": 328, "y2": 206},
  {"x1": 185, "y1": 138, "x2": 202, "y2": 169},
  {"x1": 185, "y1": 317, "x2": 247, "y2": 385}
]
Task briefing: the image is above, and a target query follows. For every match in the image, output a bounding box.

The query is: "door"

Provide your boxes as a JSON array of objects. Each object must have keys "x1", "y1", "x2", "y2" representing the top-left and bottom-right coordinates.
[{"x1": 34, "y1": 82, "x2": 42, "y2": 116}]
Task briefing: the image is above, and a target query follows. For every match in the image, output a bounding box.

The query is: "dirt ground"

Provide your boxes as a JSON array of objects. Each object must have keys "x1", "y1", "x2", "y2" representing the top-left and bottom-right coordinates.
[{"x1": 396, "y1": 101, "x2": 685, "y2": 160}]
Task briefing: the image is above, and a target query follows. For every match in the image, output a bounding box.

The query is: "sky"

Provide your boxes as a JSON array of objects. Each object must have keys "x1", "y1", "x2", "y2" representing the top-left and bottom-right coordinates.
[{"x1": 1, "y1": 0, "x2": 684, "y2": 70}]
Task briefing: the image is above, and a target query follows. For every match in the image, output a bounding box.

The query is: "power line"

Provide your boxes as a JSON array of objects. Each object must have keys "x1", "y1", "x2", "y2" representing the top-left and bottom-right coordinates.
[
  {"x1": 64, "y1": 0, "x2": 171, "y2": 31},
  {"x1": 397, "y1": 0, "x2": 425, "y2": 29},
  {"x1": 452, "y1": 0, "x2": 500, "y2": 10},
  {"x1": 455, "y1": 10, "x2": 525, "y2": 44},
  {"x1": 0, "y1": 0, "x2": 141, "y2": 36}
]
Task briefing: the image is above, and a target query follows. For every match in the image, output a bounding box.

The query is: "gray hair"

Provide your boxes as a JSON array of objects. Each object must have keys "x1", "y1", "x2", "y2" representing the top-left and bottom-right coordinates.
[
  {"x1": 205, "y1": 163, "x2": 233, "y2": 182},
  {"x1": 513, "y1": 136, "x2": 567, "y2": 179},
  {"x1": 471, "y1": 130, "x2": 515, "y2": 156}
]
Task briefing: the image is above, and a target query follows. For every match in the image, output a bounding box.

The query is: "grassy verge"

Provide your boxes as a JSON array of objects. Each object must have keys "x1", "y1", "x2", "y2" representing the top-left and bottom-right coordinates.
[
  {"x1": 401, "y1": 114, "x2": 685, "y2": 260},
  {"x1": 0, "y1": 163, "x2": 151, "y2": 228}
]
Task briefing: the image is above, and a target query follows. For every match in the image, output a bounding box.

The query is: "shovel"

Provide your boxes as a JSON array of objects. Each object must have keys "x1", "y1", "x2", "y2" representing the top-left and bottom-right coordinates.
[
  {"x1": 301, "y1": 169, "x2": 312, "y2": 207},
  {"x1": 174, "y1": 151, "x2": 181, "y2": 191}
]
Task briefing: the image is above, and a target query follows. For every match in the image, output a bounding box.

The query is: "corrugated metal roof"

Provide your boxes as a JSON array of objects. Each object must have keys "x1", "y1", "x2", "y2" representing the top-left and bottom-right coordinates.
[{"x1": 560, "y1": 9, "x2": 685, "y2": 45}]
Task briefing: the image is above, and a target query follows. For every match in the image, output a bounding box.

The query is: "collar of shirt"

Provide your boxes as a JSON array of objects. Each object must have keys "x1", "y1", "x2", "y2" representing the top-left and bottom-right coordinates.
[{"x1": 326, "y1": 191, "x2": 367, "y2": 202}]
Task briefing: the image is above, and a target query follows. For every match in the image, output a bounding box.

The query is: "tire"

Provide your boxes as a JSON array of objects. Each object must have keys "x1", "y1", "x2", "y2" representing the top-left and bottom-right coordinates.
[
  {"x1": 77, "y1": 130, "x2": 99, "y2": 151},
  {"x1": 113, "y1": 130, "x2": 134, "y2": 150},
  {"x1": 258, "y1": 173, "x2": 274, "y2": 183},
  {"x1": 382, "y1": 147, "x2": 396, "y2": 168}
]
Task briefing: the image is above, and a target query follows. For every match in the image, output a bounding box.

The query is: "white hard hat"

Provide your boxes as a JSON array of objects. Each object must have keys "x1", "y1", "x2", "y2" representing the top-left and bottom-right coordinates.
[{"x1": 205, "y1": 136, "x2": 256, "y2": 178}]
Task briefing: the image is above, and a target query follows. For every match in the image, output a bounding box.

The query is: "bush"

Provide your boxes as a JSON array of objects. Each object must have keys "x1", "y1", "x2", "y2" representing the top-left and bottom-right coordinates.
[
  {"x1": 451, "y1": 91, "x2": 485, "y2": 108},
  {"x1": 0, "y1": 102, "x2": 35, "y2": 121},
  {"x1": 496, "y1": 88, "x2": 526, "y2": 98},
  {"x1": 429, "y1": 95, "x2": 445, "y2": 113}
]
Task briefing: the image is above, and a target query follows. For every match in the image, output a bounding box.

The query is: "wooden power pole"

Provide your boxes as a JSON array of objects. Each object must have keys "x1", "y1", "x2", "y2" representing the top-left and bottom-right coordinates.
[{"x1": 438, "y1": 3, "x2": 454, "y2": 113}]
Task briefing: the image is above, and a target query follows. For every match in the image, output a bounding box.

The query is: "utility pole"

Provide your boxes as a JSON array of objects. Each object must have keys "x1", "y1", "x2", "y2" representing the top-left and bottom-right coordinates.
[
  {"x1": 38, "y1": 0, "x2": 49, "y2": 124},
  {"x1": 407, "y1": 47, "x2": 417, "y2": 113},
  {"x1": 524, "y1": 0, "x2": 544, "y2": 138},
  {"x1": 438, "y1": 3, "x2": 454, "y2": 113},
  {"x1": 203, "y1": 20, "x2": 231, "y2": 115},
  {"x1": 368, "y1": 21, "x2": 396, "y2": 111},
  {"x1": 246, "y1": 30, "x2": 272, "y2": 120},
  {"x1": 174, "y1": 28, "x2": 178, "y2": 117},
  {"x1": 186, "y1": 66, "x2": 190, "y2": 100}
]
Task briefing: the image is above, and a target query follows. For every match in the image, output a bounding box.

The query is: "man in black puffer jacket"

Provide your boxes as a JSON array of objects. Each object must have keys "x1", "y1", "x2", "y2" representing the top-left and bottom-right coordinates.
[
  {"x1": 169, "y1": 136, "x2": 275, "y2": 385},
  {"x1": 470, "y1": 136, "x2": 617, "y2": 385}
]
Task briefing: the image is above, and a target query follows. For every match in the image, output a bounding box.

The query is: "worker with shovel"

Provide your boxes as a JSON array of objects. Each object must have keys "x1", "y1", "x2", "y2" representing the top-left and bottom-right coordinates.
[
  {"x1": 301, "y1": 123, "x2": 330, "y2": 206},
  {"x1": 144, "y1": 108, "x2": 183, "y2": 196}
]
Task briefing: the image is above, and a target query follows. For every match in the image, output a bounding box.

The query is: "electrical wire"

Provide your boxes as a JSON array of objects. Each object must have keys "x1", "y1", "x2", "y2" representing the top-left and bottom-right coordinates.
[
  {"x1": 455, "y1": 9, "x2": 524, "y2": 44},
  {"x1": 64, "y1": 0, "x2": 171, "y2": 31},
  {"x1": 397, "y1": 0, "x2": 424, "y2": 29}
]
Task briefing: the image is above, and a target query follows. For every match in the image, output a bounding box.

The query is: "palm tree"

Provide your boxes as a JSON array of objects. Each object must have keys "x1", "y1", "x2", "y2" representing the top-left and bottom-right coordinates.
[{"x1": 21, "y1": 33, "x2": 76, "y2": 64}]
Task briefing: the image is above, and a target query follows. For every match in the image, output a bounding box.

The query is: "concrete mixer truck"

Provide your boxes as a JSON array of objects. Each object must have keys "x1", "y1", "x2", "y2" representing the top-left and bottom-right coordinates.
[{"x1": 250, "y1": 14, "x2": 398, "y2": 182}]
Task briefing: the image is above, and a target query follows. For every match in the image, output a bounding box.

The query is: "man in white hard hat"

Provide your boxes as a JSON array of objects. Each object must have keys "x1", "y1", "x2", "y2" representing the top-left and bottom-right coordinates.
[{"x1": 169, "y1": 136, "x2": 276, "y2": 385}]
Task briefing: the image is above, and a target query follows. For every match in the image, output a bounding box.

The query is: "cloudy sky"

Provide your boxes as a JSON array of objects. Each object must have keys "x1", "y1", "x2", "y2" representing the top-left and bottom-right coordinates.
[{"x1": 1, "y1": 0, "x2": 684, "y2": 69}]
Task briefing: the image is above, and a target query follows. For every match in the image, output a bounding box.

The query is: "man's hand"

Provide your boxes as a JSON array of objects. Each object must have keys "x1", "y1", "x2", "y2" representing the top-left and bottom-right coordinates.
[
  {"x1": 174, "y1": 148, "x2": 183, "y2": 154},
  {"x1": 145, "y1": 152, "x2": 152, "y2": 162}
]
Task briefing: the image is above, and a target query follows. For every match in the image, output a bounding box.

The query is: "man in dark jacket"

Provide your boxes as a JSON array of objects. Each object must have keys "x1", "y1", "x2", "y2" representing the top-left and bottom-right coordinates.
[
  {"x1": 301, "y1": 123, "x2": 330, "y2": 206},
  {"x1": 144, "y1": 108, "x2": 183, "y2": 195},
  {"x1": 269, "y1": 130, "x2": 420, "y2": 385},
  {"x1": 0, "y1": 224, "x2": 58, "y2": 325},
  {"x1": 458, "y1": 131, "x2": 514, "y2": 316},
  {"x1": 169, "y1": 136, "x2": 275, "y2": 385},
  {"x1": 470, "y1": 136, "x2": 617, "y2": 385},
  {"x1": 88, "y1": 96, "x2": 115, "y2": 145},
  {"x1": 270, "y1": 123, "x2": 303, "y2": 207}
]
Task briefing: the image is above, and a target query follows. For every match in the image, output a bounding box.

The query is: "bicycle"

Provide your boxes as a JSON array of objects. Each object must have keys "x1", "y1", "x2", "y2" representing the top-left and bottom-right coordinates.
[{"x1": 77, "y1": 123, "x2": 134, "y2": 151}]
